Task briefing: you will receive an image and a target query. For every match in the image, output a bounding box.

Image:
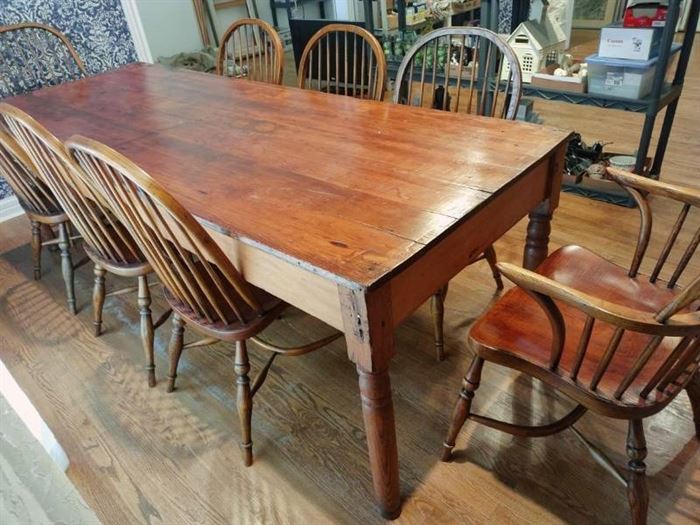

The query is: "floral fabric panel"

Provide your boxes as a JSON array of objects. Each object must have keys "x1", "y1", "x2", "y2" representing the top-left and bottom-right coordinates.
[{"x1": 0, "y1": 0, "x2": 137, "y2": 200}]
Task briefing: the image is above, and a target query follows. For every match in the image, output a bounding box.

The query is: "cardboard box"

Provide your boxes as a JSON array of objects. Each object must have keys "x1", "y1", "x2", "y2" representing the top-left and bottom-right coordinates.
[
  {"x1": 599, "y1": 25, "x2": 661, "y2": 60},
  {"x1": 531, "y1": 64, "x2": 587, "y2": 94}
]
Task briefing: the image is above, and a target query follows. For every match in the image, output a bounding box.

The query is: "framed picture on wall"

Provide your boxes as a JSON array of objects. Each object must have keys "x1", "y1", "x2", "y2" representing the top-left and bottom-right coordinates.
[{"x1": 573, "y1": 0, "x2": 619, "y2": 28}]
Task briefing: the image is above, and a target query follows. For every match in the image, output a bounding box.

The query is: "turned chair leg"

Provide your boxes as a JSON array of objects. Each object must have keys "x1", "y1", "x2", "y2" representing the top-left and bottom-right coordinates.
[
  {"x1": 483, "y1": 245, "x2": 504, "y2": 290},
  {"x1": 431, "y1": 283, "x2": 449, "y2": 362},
  {"x1": 166, "y1": 314, "x2": 184, "y2": 393},
  {"x1": 235, "y1": 339, "x2": 253, "y2": 466},
  {"x1": 57, "y1": 222, "x2": 76, "y2": 314},
  {"x1": 138, "y1": 275, "x2": 156, "y2": 388},
  {"x1": 685, "y1": 372, "x2": 700, "y2": 438},
  {"x1": 31, "y1": 220, "x2": 42, "y2": 280},
  {"x1": 627, "y1": 419, "x2": 649, "y2": 525},
  {"x1": 442, "y1": 356, "x2": 484, "y2": 462},
  {"x1": 92, "y1": 264, "x2": 106, "y2": 336}
]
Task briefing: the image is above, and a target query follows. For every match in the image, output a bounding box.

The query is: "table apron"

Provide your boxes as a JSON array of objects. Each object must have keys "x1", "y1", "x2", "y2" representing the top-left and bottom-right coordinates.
[
  {"x1": 206, "y1": 228, "x2": 345, "y2": 330},
  {"x1": 388, "y1": 155, "x2": 553, "y2": 326}
]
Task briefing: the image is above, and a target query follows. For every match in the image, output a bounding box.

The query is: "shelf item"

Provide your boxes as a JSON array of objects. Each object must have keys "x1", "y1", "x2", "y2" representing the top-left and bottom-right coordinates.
[
  {"x1": 531, "y1": 64, "x2": 587, "y2": 94},
  {"x1": 586, "y1": 43, "x2": 681, "y2": 99},
  {"x1": 502, "y1": 10, "x2": 567, "y2": 83},
  {"x1": 563, "y1": 153, "x2": 651, "y2": 208},
  {"x1": 599, "y1": 24, "x2": 662, "y2": 60}
]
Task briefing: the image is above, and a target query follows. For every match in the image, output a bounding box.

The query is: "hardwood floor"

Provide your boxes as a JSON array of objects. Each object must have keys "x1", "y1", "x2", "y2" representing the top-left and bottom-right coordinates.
[{"x1": 1, "y1": 30, "x2": 699, "y2": 525}]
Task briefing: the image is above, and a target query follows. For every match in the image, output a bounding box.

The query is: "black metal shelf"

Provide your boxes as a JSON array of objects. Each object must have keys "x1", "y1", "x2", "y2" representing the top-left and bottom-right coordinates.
[
  {"x1": 521, "y1": 84, "x2": 682, "y2": 113},
  {"x1": 477, "y1": 0, "x2": 699, "y2": 205}
]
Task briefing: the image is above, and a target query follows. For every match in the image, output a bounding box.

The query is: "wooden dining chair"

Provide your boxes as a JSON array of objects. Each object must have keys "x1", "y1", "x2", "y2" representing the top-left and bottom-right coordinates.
[
  {"x1": 0, "y1": 129, "x2": 81, "y2": 303},
  {"x1": 442, "y1": 168, "x2": 700, "y2": 524},
  {"x1": 0, "y1": 22, "x2": 85, "y2": 97},
  {"x1": 393, "y1": 27, "x2": 522, "y2": 362},
  {"x1": 298, "y1": 24, "x2": 386, "y2": 101},
  {"x1": 66, "y1": 134, "x2": 341, "y2": 466},
  {"x1": 0, "y1": 103, "x2": 168, "y2": 388},
  {"x1": 216, "y1": 18, "x2": 284, "y2": 84}
]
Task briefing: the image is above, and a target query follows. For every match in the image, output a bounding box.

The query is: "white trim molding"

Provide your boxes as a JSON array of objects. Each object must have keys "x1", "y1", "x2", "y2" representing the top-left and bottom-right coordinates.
[
  {"x1": 0, "y1": 196, "x2": 23, "y2": 222},
  {"x1": 120, "y1": 0, "x2": 154, "y2": 63}
]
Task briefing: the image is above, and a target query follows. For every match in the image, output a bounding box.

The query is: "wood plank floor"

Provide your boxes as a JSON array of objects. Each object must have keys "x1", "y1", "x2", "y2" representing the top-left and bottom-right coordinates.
[{"x1": 1, "y1": 30, "x2": 699, "y2": 525}]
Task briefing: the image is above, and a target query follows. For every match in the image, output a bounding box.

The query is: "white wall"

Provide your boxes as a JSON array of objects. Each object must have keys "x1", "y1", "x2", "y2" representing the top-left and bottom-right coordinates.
[
  {"x1": 132, "y1": 0, "x2": 346, "y2": 61},
  {"x1": 134, "y1": 0, "x2": 203, "y2": 59}
]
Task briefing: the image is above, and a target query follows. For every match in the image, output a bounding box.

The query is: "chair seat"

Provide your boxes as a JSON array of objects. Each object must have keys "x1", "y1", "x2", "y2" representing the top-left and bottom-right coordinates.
[
  {"x1": 470, "y1": 245, "x2": 694, "y2": 415},
  {"x1": 163, "y1": 267, "x2": 286, "y2": 341},
  {"x1": 83, "y1": 234, "x2": 151, "y2": 277},
  {"x1": 23, "y1": 206, "x2": 68, "y2": 225}
]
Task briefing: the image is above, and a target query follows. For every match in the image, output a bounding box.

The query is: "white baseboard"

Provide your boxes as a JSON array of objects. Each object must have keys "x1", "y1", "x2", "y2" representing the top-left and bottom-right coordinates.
[{"x1": 0, "y1": 196, "x2": 23, "y2": 222}]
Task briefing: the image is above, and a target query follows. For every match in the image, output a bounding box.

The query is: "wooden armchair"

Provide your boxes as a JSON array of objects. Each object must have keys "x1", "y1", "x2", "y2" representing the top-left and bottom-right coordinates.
[
  {"x1": 0, "y1": 23, "x2": 85, "y2": 97},
  {"x1": 0, "y1": 103, "x2": 170, "y2": 388},
  {"x1": 442, "y1": 168, "x2": 700, "y2": 524},
  {"x1": 216, "y1": 18, "x2": 284, "y2": 84},
  {"x1": 0, "y1": 129, "x2": 79, "y2": 301},
  {"x1": 393, "y1": 27, "x2": 523, "y2": 361},
  {"x1": 298, "y1": 24, "x2": 386, "y2": 101},
  {"x1": 66, "y1": 134, "x2": 341, "y2": 466}
]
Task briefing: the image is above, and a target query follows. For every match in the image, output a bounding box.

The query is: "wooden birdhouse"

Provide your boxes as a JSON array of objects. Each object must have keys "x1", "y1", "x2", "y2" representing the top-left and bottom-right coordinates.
[{"x1": 501, "y1": 1, "x2": 567, "y2": 83}]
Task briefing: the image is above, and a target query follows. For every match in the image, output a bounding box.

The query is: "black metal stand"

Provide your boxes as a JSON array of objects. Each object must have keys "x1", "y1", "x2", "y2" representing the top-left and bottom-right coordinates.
[{"x1": 486, "y1": 0, "x2": 698, "y2": 181}]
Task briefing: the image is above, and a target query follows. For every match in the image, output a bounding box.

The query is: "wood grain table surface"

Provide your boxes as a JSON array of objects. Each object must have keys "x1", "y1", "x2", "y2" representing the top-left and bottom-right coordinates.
[{"x1": 5, "y1": 63, "x2": 571, "y2": 519}]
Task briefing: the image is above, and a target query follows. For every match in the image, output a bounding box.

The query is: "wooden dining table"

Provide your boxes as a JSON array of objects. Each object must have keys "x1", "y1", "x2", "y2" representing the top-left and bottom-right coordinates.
[{"x1": 5, "y1": 63, "x2": 570, "y2": 519}]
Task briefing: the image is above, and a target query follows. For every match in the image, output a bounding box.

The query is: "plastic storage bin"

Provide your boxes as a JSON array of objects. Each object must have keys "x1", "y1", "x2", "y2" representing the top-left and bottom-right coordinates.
[{"x1": 586, "y1": 43, "x2": 680, "y2": 99}]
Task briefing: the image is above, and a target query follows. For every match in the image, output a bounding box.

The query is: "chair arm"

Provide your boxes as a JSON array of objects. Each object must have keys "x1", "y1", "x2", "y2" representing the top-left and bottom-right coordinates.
[
  {"x1": 497, "y1": 262, "x2": 700, "y2": 337},
  {"x1": 606, "y1": 166, "x2": 700, "y2": 207}
]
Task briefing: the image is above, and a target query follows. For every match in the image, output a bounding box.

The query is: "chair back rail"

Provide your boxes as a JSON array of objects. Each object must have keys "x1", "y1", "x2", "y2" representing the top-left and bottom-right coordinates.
[
  {"x1": 0, "y1": 103, "x2": 140, "y2": 265},
  {"x1": 498, "y1": 261, "x2": 700, "y2": 404},
  {"x1": 65, "y1": 135, "x2": 264, "y2": 327},
  {"x1": 0, "y1": 23, "x2": 85, "y2": 97},
  {"x1": 0, "y1": 130, "x2": 61, "y2": 216},
  {"x1": 393, "y1": 27, "x2": 522, "y2": 119},
  {"x1": 298, "y1": 24, "x2": 386, "y2": 102},
  {"x1": 216, "y1": 18, "x2": 284, "y2": 85},
  {"x1": 607, "y1": 166, "x2": 700, "y2": 289}
]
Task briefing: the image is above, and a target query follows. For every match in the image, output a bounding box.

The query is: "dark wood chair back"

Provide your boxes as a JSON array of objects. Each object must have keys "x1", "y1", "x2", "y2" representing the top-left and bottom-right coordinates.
[
  {"x1": 298, "y1": 24, "x2": 386, "y2": 101},
  {"x1": 0, "y1": 129, "x2": 62, "y2": 218},
  {"x1": 65, "y1": 135, "x2": 267, "y2": 327},
  {"x1": 0, "y1": 22, "x2": 85, "y2": 97},
  {"x1": 0, "y1": 103, "x2": 141, "y2": 266},
  {"x1": 608, "y1": 168, "x2": 700, "y2": 291},
  {"x1": 393, "y1": 27, "x2": 521, "y2": 118},
  {"x1": 216, "y1": 18, "x2": 284, "y2": 84}
]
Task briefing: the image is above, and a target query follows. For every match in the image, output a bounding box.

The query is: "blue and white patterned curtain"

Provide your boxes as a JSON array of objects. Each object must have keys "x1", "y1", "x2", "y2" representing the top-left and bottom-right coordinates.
[{"x1": 0, "y1": 0, "x2": 138, "y2": 200}]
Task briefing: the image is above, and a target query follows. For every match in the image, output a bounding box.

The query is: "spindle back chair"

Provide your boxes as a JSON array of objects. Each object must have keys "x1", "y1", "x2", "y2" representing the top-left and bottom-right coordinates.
[
  {"x1": 393, "y1": 27, "x2": 521, "y2": 362},
  {"x1": 0, "y1": 23, "x2": 85, "y2": 98},
  {"x1": 442, "y1": 169, "x2": 700, "y2": 525},
  {"x1": 66, "y1": 135, "x2": 340, "y2": 466},
  {"x1": 216, "y1": 18, "x2": 284, "y2": 84},
  {"x1": 609, "y1": 168, "x2": 700, "y2": 291},
  {"x1": 0, "y1": 129, "x2": 70, "y2": 282},
  {"x1": 0, "y1": 103, "x2": 164, "y2": 387},
  {"x1": 393, "y1": 27, "x2": 522, "y2": 118},
  {"x1": 298, "y1": 24, "x2": 386, "y2": 101}
]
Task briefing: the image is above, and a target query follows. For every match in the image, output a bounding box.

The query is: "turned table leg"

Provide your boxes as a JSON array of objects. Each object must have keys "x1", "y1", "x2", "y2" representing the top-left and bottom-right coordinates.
[
  {"x1": 523, "y1": 201, "x2": 553, "y2": 271},
  {"x1": 357, "y1": 364, "x2": 401, "y2": 519},
  {"x1": 340, "y1": 285, "x2": 401, "y2": 520}
]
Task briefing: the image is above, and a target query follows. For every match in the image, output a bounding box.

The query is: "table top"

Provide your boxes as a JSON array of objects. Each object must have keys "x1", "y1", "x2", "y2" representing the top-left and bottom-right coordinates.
[{"x1": 6, "y1": 63, "x2": 569, "y2": 289}]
